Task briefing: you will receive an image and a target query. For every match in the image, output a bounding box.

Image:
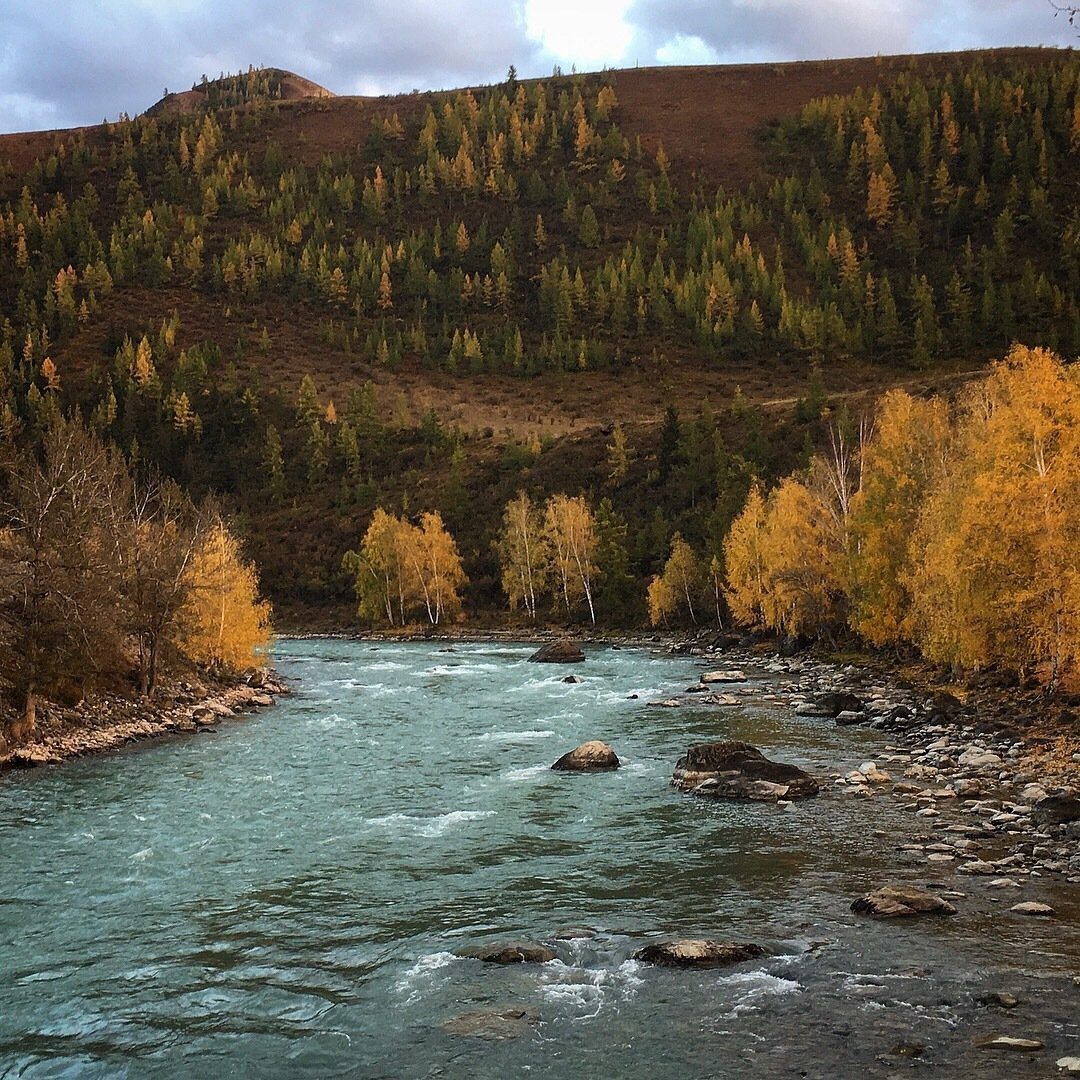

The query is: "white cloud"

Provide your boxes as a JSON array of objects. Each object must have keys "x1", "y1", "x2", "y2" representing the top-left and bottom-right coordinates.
[
  {"x1": 655, "y1": 33, "x2": 721, "y2": 65},
  {"x1": 524, "y1": 0, "x2": 634, "y2": 68},
  {"x1": 0, "y1": 0, "x2": 1075, "y2": 134}
]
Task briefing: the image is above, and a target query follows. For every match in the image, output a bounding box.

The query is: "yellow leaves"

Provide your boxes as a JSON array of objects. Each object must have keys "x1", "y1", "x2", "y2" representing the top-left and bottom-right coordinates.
[
  {"x1": 655, "y1": 534, "x2": 703, "y2": 626},
  {"x1": 908, "y1": 345, "x2": 1080, "y2": 677},
  {"x1": 866, "y1": 165, "x2": 897, "y2": 227},
  {"x1": 180, "y1": 521, "x2": 271, "y2": 671},
  {"x1": 40, "y1": 357, "x2": 60, "y2": 392},
  {"x1": 757, "y1": 478, "x2": 841, "y2": 638},
  {"x1": 848, "y1": 390, "x2": 949, "y2": 646},
  {"x1": 723, "y1": 483, "x2": 767, "y2": 627},
  {"x1": 498, "y1": 492, "x2": 548, "y2": 619},
  {"x1": 647, "y1": 574, "x2": 675, "y2": 628},
  {"x1": 455, "y1": 221, "x2": 470, "y2": 255},
  {"x1": 728, "y1": 346, "x2": 1080, "y2": 681},
  {"x1": 132, "y1": 335, "x2": 155, "y2": 387},
  {"x1": 345, "y1": 508, "x2": 467, "y2": 626},
  {"x1": 544, "y1": 493, "x2": 598, "y2": 624}
]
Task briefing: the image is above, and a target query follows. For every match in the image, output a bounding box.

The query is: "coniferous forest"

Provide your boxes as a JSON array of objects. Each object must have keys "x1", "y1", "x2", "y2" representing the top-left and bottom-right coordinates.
[{"x1": 2, "y1": 49, "x2": 1080, "y2": 735}]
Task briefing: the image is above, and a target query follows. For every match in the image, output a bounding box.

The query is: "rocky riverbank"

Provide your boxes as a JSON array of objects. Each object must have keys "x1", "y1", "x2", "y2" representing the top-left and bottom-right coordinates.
[
  {"x1": 0, "y1": 668, "x2": 288, "y2": 773},
  {"x1": 656, "y1": 641, "x2": 1080, "y2": 892}
]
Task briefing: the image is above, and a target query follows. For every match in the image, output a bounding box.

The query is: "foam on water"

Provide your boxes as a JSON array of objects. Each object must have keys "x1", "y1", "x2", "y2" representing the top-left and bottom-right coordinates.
[
  {"x1": 365, "y1": 810, "x2": 497, "y2": 836},
  {"x1": 503, "y1": 764, "x2": 552, "y2": 782},
  {"x1": 393, "y1": 951, "x2": 459, "y2": 1005},
  {"x1": 537, "y1": 959, "x2": 645, "y2": 1020},
  {"x1": 714, "y1": 969, "x2": 803, "y2": 1018},
  {"x1": 476, "y1": 729, "x2": 555, "y2": 742}
]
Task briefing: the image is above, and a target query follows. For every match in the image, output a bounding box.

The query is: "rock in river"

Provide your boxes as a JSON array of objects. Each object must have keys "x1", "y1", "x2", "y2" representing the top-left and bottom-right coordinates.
[
  {"x1": 634, "y1": 940, "x2": 767, "y2": 969},
  {"x1": 672, "y1": 741, "x2": 819, "y2": 801},
  {"x1": 795, "y1": 691, "x2": 863, "y2": 718},
  {"x1": 699, "y1": 669, "x2": 746, "y2": 684},
  {"x1": 851, "y1": 886, "x2": 957, "y2": 918},
  {"x1": 1032, "y1": 795, "x2": 1080, "y2": 826},
  {"x1": 458, "y1": 941, "x2": 556, "y2": 964},
  {"x1": 441, "y1": 1005, "x2": 541, "y2": 1039},
  {"x1": 528, "y1": 640, "x2": 585, "y2": 663},
  {"x1": 551, "y1": 740, "x2": 620, "y2": 772},
  {"x1": 975, "y1": 1035, "x2": 1044, "y2": 1052}
]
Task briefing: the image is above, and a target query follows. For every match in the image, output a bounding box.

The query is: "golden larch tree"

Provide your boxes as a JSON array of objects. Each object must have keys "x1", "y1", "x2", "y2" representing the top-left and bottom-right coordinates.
[{"x1": 180, "y1": 519, "x2": 272, "y2": 670}]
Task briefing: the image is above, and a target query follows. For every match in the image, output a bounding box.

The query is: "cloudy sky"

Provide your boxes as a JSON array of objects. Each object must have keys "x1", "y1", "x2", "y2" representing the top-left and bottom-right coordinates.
[{"x1": 1, "y1": 0, "x2": 1075, "y2": 133}]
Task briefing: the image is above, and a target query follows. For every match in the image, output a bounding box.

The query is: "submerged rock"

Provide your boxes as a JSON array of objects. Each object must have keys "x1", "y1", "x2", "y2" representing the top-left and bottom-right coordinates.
[
  {"x1": 441, "y1": 1005, "x2": 540, "y2": 1039},
  {"x1": 551, "y1": 741, "x2": 620, "y2": 772},
  {"x1": 528, "y1": 641, "x2": 585, "y2": 664},
  {"x1": 979, "y1": 991, "x2": 1020, "y2": 1008},
  {"x1": 672, "y1": 741, "x2": 819, "y2": 801},
  {"x1": 976, "y1": 1035, "x2": 1044, "y2": 1052},
  {"x1": 851, "y1": 886, "x2": 957, "y2": 918},
  {"x1": 634, "y1": 939, "x2": 767, "y2": 969},
  {"x1": 458, "y1": 941, "x2": 556, "y2": 964},
  {"x1": 1010, "y1": 901, "x2": 1055, "y2": 916}
]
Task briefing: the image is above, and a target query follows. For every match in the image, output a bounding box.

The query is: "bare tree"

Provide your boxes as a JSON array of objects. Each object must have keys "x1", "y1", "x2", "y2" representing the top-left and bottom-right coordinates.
[
  {"x1": 123, "y1": 474, "x2": 204, "y2": 696},
  {"x1": 0, "y1": 419, "x2": 129, "y2": 744}
]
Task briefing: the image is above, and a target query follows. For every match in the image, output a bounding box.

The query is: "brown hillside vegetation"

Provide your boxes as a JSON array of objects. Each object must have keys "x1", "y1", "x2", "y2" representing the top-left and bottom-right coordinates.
[
  {"x1": 0, "y1": 48, "x2": 1059, "y2": 185},
  {"x1": 610, "y1": 48, "x2": 1061, "y2": 186},
  {"x1": 4, "y1": 47, "x2": 1057, "y2": 441},
  {"x1": 1, "y1": 47, "x2": 1076, "y2": 629}
]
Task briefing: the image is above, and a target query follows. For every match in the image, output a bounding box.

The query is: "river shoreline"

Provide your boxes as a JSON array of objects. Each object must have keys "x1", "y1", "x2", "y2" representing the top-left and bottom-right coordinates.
[
  {"x1": 2, "y1": 628, "x2": 1076, "y2": 806},
  {"x1": 0, "y1": 668, "x2": 288, "y2": 774}
]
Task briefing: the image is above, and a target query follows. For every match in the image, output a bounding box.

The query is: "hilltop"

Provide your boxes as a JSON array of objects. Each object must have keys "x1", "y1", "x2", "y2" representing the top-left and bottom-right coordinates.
[
  {"x1": 145, "y1": 68, "x2": 334, "y2": 118},
  {"x1": 0, "y1": 48, "x2": 1076, "y2": 627}
]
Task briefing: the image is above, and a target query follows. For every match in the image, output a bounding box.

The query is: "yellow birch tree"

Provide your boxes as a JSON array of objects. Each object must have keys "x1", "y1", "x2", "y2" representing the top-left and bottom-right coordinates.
[{"x1": 180, "y1": 518, "x2": 271, "y2": 670}]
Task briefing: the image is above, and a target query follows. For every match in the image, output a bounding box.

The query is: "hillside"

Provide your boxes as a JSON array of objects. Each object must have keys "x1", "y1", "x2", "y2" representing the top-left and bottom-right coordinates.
[{"x1": 0, "y1": 49, "x2": 1076, "y2": 627}]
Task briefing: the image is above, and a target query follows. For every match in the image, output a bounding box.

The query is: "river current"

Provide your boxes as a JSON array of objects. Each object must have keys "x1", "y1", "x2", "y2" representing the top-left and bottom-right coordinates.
[{"x1": 1, "y1": 639, "x2": 1077, "y2": 1078}]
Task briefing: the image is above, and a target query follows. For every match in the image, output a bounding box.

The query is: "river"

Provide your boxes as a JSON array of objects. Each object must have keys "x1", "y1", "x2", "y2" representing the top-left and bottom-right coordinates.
[{"x1": 1, "y1": 639, "x2": 1077, "y2": 1077}]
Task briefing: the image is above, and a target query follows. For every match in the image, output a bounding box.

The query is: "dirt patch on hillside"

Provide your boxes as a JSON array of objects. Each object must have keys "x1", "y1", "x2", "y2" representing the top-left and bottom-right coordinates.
[{"x1": 610, "y1": 47, "x2": 1061, "y2": 188}]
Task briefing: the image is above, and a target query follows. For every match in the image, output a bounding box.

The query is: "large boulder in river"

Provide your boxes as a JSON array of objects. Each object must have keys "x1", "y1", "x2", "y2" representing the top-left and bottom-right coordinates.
[
  {"x1": 634, "y1": 940, "x2": 767, "y2": 969},
  {"x1": 551, "y1": 740, "x2": 620, "y2": 771},
  {"x1": 458, "y1": 941, "x2": 556, "y2": 964},
  {"x1": 851, "y1": 886, "x2": 957, "y2": 918},
  {"x1": 1032, "y1": 794, "x2": 1080, "y2": 825},
  {"x1": 672, "y1": 741, "x2": 819, "y2": 800},
  {"x1": 796, "y1": 691, "x2": 863, "y2": 718},
  {"x1": 528, "y1": 640, "x2": 585, "y2": 663}
]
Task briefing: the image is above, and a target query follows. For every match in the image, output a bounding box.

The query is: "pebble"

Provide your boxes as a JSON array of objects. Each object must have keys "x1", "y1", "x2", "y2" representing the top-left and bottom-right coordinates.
[{"x1": 1057, "y1": 1057, "x2": 1080, "y2": 1073}]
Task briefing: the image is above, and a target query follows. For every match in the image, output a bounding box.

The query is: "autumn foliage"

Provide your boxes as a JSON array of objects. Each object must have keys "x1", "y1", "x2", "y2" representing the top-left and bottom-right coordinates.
[
  {"x1": 723, "y1": 346, "x2": 1080, "y2": 682},
  {"x1": 343, "y1": 509, "x2": 467, "y2": 626}
]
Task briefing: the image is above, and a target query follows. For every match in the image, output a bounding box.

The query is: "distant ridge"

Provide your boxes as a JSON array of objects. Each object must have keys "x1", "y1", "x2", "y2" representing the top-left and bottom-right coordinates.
[{"x1": 145, "y1": 67, "x2": 333, "y2": 117}]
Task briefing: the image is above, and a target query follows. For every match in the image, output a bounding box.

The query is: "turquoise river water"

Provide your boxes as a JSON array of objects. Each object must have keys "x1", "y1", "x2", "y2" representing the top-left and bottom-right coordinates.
[{"x1": 1, "y1": 639, "x2": 1078, "y2": 1078}]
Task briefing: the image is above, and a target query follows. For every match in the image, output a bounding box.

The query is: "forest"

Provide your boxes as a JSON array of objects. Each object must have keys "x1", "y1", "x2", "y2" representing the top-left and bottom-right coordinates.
[{"x1": 1, "y1": 49, "x2": 1079, "y2": 739}]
